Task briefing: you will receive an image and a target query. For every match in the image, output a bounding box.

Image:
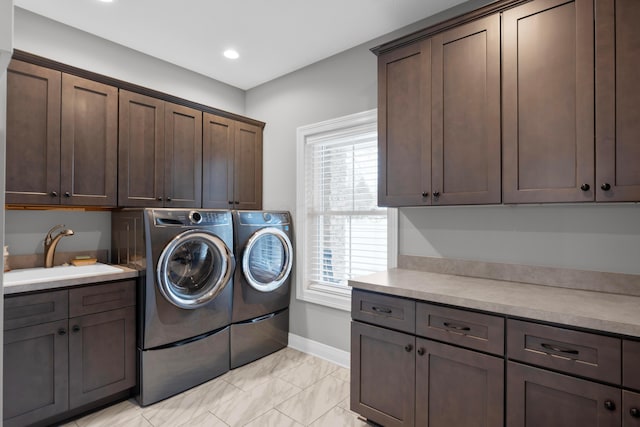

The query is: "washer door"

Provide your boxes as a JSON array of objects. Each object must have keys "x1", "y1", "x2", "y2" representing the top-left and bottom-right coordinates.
[
  {"x1": 242, "y1": 228, "x2": 293, "y2": 293},
  {"x1": 157, "y1": 230, "x2": 234, "y2": 309}
]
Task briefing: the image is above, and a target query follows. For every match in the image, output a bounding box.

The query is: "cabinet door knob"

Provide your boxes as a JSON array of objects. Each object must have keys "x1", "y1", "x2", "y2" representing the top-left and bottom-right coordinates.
[
  {"x1": 580, "y1": 183, "x2": 590, "y2": 191},
  {"x1": 156, "y1": 197, "x2": 163, "y2": 201},
  {"x1": 228, "y1": 201, "x2": 234, "y2": 205},
  {"x1": 433, "y1": 191, "x2": 440, "y2": 198},
  {"x1": 604, "y1": 400, "x2": 616, "y2": 411},
  {"x1": 417, "y1": 347, "x2": 425, "y2": 356},
  {"x1": 50, "y1": 191, "x2": 58, "y2": 197},
  {"x1": 631, "y1": 408, "x2": 640, "y2": 418},
  {"x1": 58, "y1": 328, "x2": 67, "y2": 336},
  {"x1": 166, "y1": 197, "x2": 172, "y2": 202},
  {"x1": 404, "y1": 344, "x2": 413, "y2": 352},
  {"x1": 601, "y1": 183, "x2": 611, "y2": 191},
  {"x1": 64, "y1": 192, "x2": 71, "y2": 197},
  {"x1": 421, "y1": 192, "x2": 429, "y2": 198},
  {"x1": 72, "y1": 325, "x2": 81, "y2": 333}
]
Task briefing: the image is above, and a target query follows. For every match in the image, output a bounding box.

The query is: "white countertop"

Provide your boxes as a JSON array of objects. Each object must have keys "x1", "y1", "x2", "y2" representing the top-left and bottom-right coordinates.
[
  {"x1": 3, "y1": 263, "x2": 139, "y2": 295},
  {"x1": 349, "y1": 268, "x2": 640, "y2": 338}
]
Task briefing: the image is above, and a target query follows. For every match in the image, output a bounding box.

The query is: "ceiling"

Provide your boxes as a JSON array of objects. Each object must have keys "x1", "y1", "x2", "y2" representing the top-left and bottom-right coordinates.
[{"x1": 14, "y1": 0, "x2": 467, "y2": 90}]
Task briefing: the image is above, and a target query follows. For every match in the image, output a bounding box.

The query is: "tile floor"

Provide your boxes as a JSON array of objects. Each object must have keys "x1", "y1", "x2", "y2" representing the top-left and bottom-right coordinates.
[{"x1": 61, "y1": 347, "x2": 371, "y2": 427}]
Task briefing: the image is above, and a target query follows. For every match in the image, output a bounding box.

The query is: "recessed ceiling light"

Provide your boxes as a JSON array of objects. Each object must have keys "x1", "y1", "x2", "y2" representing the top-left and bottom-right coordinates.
[
  {"x1": 98, "y1": 0, "x2": 114, "y2": 3},
  {"x1": 223, "y1": 49, "x2": 240, "y2": 60}
]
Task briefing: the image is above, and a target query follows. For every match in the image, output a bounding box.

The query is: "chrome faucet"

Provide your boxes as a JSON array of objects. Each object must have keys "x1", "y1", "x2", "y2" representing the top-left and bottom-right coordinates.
[{"x1": 44, "y1": 225, "x2": 74, "y2": 268}]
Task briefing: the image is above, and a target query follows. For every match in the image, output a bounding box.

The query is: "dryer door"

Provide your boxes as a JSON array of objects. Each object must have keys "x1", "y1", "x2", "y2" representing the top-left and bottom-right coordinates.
[
  {"x1": 157, "y1": 230, "x2": 234, "y2": 309},
  {"x1": 242, "y1": 228, "x2": 293, "y2": 292}
]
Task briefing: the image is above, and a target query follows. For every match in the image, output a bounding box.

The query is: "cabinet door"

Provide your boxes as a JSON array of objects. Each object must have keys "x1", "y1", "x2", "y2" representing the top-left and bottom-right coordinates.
[
  {"x1": 6, "y1": 60, "x2": 61, "y2": 205},
  {"x1": 61, "y1": 74, "x2": 118, "y2": 206},
  {"x1": 202, "y1": 113, "x2": 234, "y2": 208},
  {"x1": 234, "y1": 122, "x2": 263, "y2": 210},
  {"x1": 164, "y1": 102, "x2": 202, "y2": 207},
  {"x1": 378, "y1": 39, "x2": 431, "y2": 207},
  {"x1": 507, "y1": 362, "x2": 621, "y2": 427},
  {"x1": 118, "y1": 90, "x2": 165, "y2": 207},
  {"x1": 351, "y1": 321, "x2": 415, "y2": 427},
  {"x1": 595, "y1": 0, "x2": 640, "y2": 201},
  {"x1": 503, "y1": 0, "x2": 594, "y2": 203},
  {"x1": 3, "y1": 320, "x2": 69, "y2": 427},
  {"x1": 624, "y1": 391, "x2": 640, "y2": 426},
  {"x1": 431, "y1": 14, "x2": 501, "y2": 205},
  {"x1": 69, "y1": 306, "x2": 136, "y2": 409},
  {"x1": 416, "y1": 338, "x2": 503, "y2": 426}
]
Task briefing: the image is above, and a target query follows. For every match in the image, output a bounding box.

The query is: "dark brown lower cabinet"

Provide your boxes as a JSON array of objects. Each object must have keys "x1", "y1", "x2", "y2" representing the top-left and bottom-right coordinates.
[
  {"x1": 351, "y1": 321, "x2": 415, "y2": 427},
  {"x1": 351, "y1": 321, "x2": 504, "y2": 427},
  {"x1": 416, "y1": 338, "x2": 503, "y2": 426},
  {"x1": 624, "y1": 391, "x2": 640, "y2": 426},
  {"x1": 507, "y1": 362, "x2": 621, "y2": 427},
  {"x1": 3, "y1": 320, "x2": 69, "y2": 427},
  {"x1": 3, "y1": 282, "x2": 136, "y2": 426},
  {"x1": 69, "y1": 306, "x2": 136, "y2": 409}
]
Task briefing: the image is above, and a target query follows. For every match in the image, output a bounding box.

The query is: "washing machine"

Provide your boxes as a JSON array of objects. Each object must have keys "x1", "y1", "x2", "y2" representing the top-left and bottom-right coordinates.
[
  {"x1": 230, "y1": 210, "x2": 293, "y2": 368},
  {"x1": 112, "y1": 208, "x2": 235, "y2": 406}
]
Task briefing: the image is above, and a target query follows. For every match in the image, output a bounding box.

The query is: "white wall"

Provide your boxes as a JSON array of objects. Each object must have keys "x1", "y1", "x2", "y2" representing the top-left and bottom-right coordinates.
[
  {"x1": 0, "y1": 0, "x2": 13, "y2": 419},
  {"x1": 246, "y1": 0, "x2": 496, "y2": 351},
  {"x1": 400, "y1": 204, "x2": 640, "y2": 275},
  {"x1": 5, "y1": 210, "x2": 111, "y2": 256},
  {"x1": 14, "y1": 8, "x2": 245, "y2": 114}
]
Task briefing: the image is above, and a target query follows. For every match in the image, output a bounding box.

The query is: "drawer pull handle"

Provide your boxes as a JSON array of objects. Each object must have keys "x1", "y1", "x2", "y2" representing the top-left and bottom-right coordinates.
[
  {"x1": 541, "y1": 343, "x2": 579, "y2": 355},
  {"x1": 443, "y1": 322, "x2": 471, "y2": 332},
  {"x1": 631, "y1": 408, "x2": 640, "y2": 418},
  {"x1": 372, "y1": 306, "x2": 392, "y2": 314},
  {"x1": 604, "y1": 400, "x2": 616, "y2": 411}
]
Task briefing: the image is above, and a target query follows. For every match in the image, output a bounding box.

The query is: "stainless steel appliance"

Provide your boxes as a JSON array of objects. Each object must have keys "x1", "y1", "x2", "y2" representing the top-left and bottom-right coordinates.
[
  {"x1": 112, "y1": 209, "x2": 234, "y2": 406},
  {"x1": 231, "y1": 211, "x2": 293, "y2": 368}
]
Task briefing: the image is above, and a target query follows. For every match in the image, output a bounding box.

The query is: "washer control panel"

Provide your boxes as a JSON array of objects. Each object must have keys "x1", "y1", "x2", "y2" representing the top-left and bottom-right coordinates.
[{"x1": 154, "y1": 209, "x2": 231, "y2": 226}]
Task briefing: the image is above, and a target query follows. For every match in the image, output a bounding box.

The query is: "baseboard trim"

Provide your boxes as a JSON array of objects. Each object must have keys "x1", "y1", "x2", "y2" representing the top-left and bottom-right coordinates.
[{"x1": 288, "y1": 333, "x2": 350, "y2": 368}]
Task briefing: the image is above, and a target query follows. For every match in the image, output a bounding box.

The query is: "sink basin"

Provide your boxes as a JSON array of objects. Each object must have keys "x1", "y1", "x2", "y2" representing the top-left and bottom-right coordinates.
[{"x1": 3, "y1": 263, "x2": 124, "y2": 286}]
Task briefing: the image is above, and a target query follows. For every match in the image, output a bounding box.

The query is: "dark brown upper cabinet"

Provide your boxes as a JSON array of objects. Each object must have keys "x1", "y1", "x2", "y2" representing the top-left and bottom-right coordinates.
[
  {"x1": 6, "y1": 61, "x2": 118, "y2": 207},
  {"x1": 119, "y1": 90, "x2": 202, "y2": 208},
  {"x1": 61, "y1": 74, "x2": 118, "y2": 206},
  {"x1": 378, "y1": 14, "x2": 500, "y2": 207},
  {"x1": 595, "y1": 0, "x2": 640, "y2": 202},
  {"x1": 6, "y1": 60, "x2": 61, "y2": 205},
  {"x1": 503, "y1": 0, "x2": 595, "y2": 203},
  {"x1": 203, "y1": 113, "x2": 262, "y2": 210},
  {"x1": 378, "y1": 40, "x2": 431, "y2": 207},
  {"x1": 164, "y1": 103, "x2": 203, "y2": 208},
  {"x1": 431, "y1": 14, "x2": 501, "y2": 205}
]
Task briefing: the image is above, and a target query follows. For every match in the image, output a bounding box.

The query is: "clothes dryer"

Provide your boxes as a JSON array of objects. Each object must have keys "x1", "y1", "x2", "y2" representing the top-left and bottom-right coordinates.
[
  {"x1": 112, "y1": 209, "x2": 234, "y2": 405},
  {"x1": 230, "y1": 210, "x2": 293, "y2": 368}
]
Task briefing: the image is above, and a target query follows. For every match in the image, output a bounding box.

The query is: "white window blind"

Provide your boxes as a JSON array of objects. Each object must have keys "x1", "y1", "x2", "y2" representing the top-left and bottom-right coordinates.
[{"x1": 297, "y1": 109, "x2": 389, "y2": 310}]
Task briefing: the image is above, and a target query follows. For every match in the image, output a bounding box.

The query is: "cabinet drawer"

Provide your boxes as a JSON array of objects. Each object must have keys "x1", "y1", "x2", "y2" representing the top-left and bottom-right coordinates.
[
  {"x1": 624, "y1": 340, "x2": 640, "y2": 391},
  {"x1": 69, "y1": 280, "x2": 136, "y2": 317},
  {"x1": 351, "y1": 289, "x2": 415, "y2": 334},
  {"x1": 4, "y1": 290, "x2": 68, "y2": 330},
  {"x1": 416, "y1": 302, "x2": 504, "y2": 356},
  {"x1": 507, "y1": 319, "x2": 621, "y2": 384}
]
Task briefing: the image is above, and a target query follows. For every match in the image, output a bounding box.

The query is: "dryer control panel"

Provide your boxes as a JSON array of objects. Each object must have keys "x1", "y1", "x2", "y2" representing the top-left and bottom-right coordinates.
[{"x1": 238, "y1": 211, "x2": 290, "y2": 225}]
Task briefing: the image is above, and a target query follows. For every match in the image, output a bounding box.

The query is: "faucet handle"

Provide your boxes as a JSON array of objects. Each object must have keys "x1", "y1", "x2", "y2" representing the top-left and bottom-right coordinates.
[{"x1": 45, "y1": 224, "x2": 67, "y2": 242}]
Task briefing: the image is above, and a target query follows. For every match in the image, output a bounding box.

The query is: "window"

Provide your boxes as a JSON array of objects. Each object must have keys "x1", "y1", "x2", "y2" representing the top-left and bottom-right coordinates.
[{"x1": 296, "y1": 109, "x2": 396, "y2": 311}]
